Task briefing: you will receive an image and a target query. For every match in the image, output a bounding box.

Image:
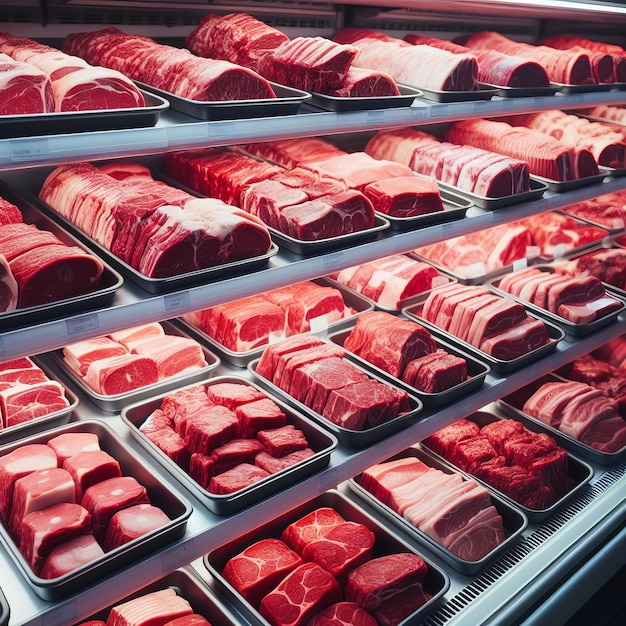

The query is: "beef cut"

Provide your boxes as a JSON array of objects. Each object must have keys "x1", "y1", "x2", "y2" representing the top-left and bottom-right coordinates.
[
  {"x1": 308, "y1": 602, "x2": 377, "y2": 626},
  {"x1": 46, "y1": 432, "x2": 100, "y2": 465},
  {"x1": 0, "y1": 378, "x2": 69, "y2": 428},
  {"x1": 39, "y1": 534, "x2": 105, "y2": 579},
  {"x1": 106, "y1": 588, "x2": 194, "y2": 626},
  {"x1": 0, "y1": 52, "x2": 54, "y2": 114},
  {"x1": 557, "y1": 248, "x2": 626, "y2": 292},
  {"x1": 62, "y1": 449, "x2": 122, "y2": 502},
  {"x1": 280, "y1": 507, "x2": 346, "y2": 554},
  {"x1": 103, "y1": 503, "x2": 171, "y2": 550},
  {"x1": 83, "y1": 353, "x2": 159, "y2": 395}
]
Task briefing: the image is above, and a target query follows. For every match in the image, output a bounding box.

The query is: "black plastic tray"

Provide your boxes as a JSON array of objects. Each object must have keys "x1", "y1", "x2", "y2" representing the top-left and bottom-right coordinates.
[
  {"x1": 348, "y1": 445, "x2": 528, "y2": 575},
  {"x1": 0, "y1": 420, "x2": 192, "y2": 600},
  {"x1": 204, "y1": 489, "x2": 450, "y2": 626},
  {"x1": 553, "y1": 81, "x2": 614, "y2": 94},
  {"x1": 0, "y1": 184, "x2": 124, "y2": 331},
  {"x1": 136, "y1": 81, "x2": 310, "y2": 120},
  {"x1": 478, "y1": 82, "x2": 559, "y2": 98},
  {"x1": 417, "y1": 85, "x2": 498, "y2": 102},
  {"x1": 531, "y1": 170, "x2": 609, "y2": 192},
  {"x1": 327, "y1": 325, "x2": 490, "y2": 408},
  {"x1": 0, "y1": 90, "x2": 168, "y2": 139},
  {"x1": 122, "y1": 375, "x2": 338, "y2": 516},
  {"x1": 308, "y1": 83, "x2": 423, "y2": 111}
]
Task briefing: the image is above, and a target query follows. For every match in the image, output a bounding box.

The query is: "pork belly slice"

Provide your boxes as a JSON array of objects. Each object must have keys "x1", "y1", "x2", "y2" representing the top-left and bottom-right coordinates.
[
  {"x1": 254, "y1": 448, "x2": 315, "y2": 474},
  {"x1": 62, "y1": 449, "x2": 122, "y2": 502},
  {"x1": 281, "y1": 507, "x2": 346, "y2": 555},
  {"x1": 309, "y1": 602, "x2": 377, "y2": 626},
  {"x1": 131, "y1": 334, "x2": 207, "y2": 379},
  {"x1": 522, "y1": 380, "x2": 592, "y2": 428},
  {"x1": 222, "y1": 537, "x2": 303, "y2": 606},
  {"x1": 466, "y1": 297, "x2": 527, "y2": 348},
  {"x1": 103, "y1": 503, "x2": 171, "y2": 551},
  {"x1": 363, "y1": 175, "x2": 443, "y2": 218},
  {"x1": 83, "y1": 353, "x2": 159, "y2": 395},
  {"x1": 106, "y1": 588, "x2": 193, "y2": 626},
  {"x1": 207, "y1": 462, "x2": 270, "y2": 494},
  {"x1": 183, "y1": 404, "x2": 239, "y2": 455},
  {"x1": 235, "y1": 398, "x2": 287, "y2": 438},
  {"x1": 0, "y1": 379, "x2": 69, "y2": 428},
  {"x1": 63, "y1": 336, "x2": 128, "y2": 376},
  {"x1": 361, "y1": 457, "x2": 430, "y2": 508},
  {"x1": 40, "y1": 534, "x2": 104, "y2": 579},
  {"x1": 47, "y1": 432, "x2": 101, "y2": 465}
]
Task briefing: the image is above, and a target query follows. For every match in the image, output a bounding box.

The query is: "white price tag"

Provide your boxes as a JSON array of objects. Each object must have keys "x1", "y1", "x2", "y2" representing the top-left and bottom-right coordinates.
[
  {"x1": 322, "y1": 252, "x2": 345, "y2": 271},
  {"x1": 512, "y1": 257, "x2": 528, "y2": 272},
  {"x1": 309, "y1": 314, "x2": 329, "y2": 334},
  {"x1": 268, "y1": 330, "x2": 287, "y2": 344},
  {"x1": 66, "y1": 313, "x2": 99, "y2": 336},
  {"x1": 11, "y1": 138, "x2": 50, "y2": 161},
  {"x1": 164, "y1": 291, "x2": 191, "y2": 312}
]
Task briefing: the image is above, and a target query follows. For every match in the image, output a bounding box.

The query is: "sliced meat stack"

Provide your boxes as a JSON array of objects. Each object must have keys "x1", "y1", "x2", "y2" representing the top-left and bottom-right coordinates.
[
  {"x1": 557, "y1": 248, "x2": 626, "y2": 290},
  {"x1": 0, "y1": 33, "x2": 144, "y2": 111},
  {"x1": 343, "y1": 311, "x2": 468, "y2": 393},
  {"x1": 0, "y1": 52, "x2": 54, "y2": 115},
  {"x1": 62, "y1": 321, "x2": 208, "y2": 395},
  {"x1": 561, "y1": 188, "x2": 626, "y2": 228},
  {"x1": 256, "y1": 335, "x2": 410, "y2": 430},
  {"x1": 185, "y1": 281, "x2": 352, "y2": 352},
  {"x1": 361, "y1": 455, "x2": 505, "y2": 560},
  {"x1": 63, "y1": 27, "x2": 275, "y2": 102},
  {"x1": 38, "y1": 162, "x2": 272, "y2": 278},
  {"x1": 222, "y1": 505, "x2": 431, "y2": 625},
  {"x1": 0, "y1": 357, "x2": 70, "y2": 429},
  {"x1": 446, "y1": 119, "x2": 600, "y2": 181},
  {"x1": 497, "y1": 267, "x2": 622, "y2": 324},
  {"x1": 421, "y1": 283, "x2": 550, "y2": 360},
  {"x1": 425, "y1": 417, "x2": 568, "y2": 509},
  {"x1": 365, "y1": 127, "x2": 530, "y2": 198}
]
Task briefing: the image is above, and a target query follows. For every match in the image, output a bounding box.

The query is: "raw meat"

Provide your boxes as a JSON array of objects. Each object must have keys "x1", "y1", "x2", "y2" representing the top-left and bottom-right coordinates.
[
  {"x1": 63, "y1": 337, "x2": 128, "y2": 376},
  {"x1": 0, "y1": 379, "x2": 69, "y2": 428},
  {"x1": 281, "y1": 507, "x2": 346, "y2": 554},
  {"x1": 206, "y1": 382, "x2": 266, "y2": 410},
  {"x1": 62, "y1": 449, "x2": 122, "y2": 502},
  {"x1": 257, "y1": 425, "x2": 308, "y2": 457},
  {"x1": 204, "y1": 439, "x2": 264, "y2": 476},
  {"x1": 109, "y1": 322, "x2": 164, "y2": 348},
  {"x1": 558, "y1": 248, "x2": 626, "y2": 291},
  {"x1": 362, "y1": 176, "x2": 444, "y2": 218},
  {"x1": 83, "y1": 354, "x2": 159, "y2": 395},
  {"x1": 309, "y1": 602, "x2": 377, "y2": 626},
  {"x1": 131, "y1": 335, "x2": 207, "y2": 379},
  {"x1": 256, "y1": 335, "x2": 326, "y2": 381},
  {"x1": 235, "y1": 399, "x2": 287, "y2": 438},
  {"x1": 106, "y1": 588, "x2": 193, "y2": 626},
  {"x1": 0, "y1": 52, "x2": 54, "y2": 114},
  {"x1": 46, "y1": 432, "x2": 100, "y2": 465},
  {"x1": 0, "y1": 253, "x2": 17, "y2": 312},
  {"x1": 274, "y1": 343, "x2": 345, "y2": 391},
  {"x1": 40, "y1": 534, "x2": 104, "y2": 579},
  {"x1": 103, "y1": 503, "x2": 171, "y2": 550},
  {"x1": 402, "y1": 349, "x2": 468, "y2": 393},
  {"x1": 321, "y1": 66, "x2": 399, "y2": 97},
  {"x1": 143, "y1": 425, "x2": 190, "y2": 472},
  {"x1": 183, "y1": 405, "x2": 239, "y2": 455},
  {"x1": 207, "y1": 463, "x2": 270, "y2": 494}
]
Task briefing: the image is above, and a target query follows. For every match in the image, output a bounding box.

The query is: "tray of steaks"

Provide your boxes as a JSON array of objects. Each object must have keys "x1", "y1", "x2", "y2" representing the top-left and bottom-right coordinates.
[
  {"x1": 402, "y1": 286, "x2": 564, "y2": 374},
  {"x1": 326, "y1": 313, "x2": 490, "y2": 408},
  {"x1": 0, "y1": 184, "x2": 123, "y2": 331},
  {"x1": 422, "y1": 410, "x2": 594, "y2": 523},
  {"x1": 135, "y1": 80, "x2": 311, "y2": 120},
  {"x1": 0, "y1": 90, "x2": 169, "y2": 139},
  {"x1": 204, "y1": 489, "x2": 450, "y2": 626},
  {"x1": 178, "y1": 278, "x2": 375, "y2": 367},
  {"x1": 0, "y1": 419, "x2": 192, "y2": 600},
  {"x1": 0, "y1": 355, "x2": 78, "y2": 446},
  {"x1": 488, "y1": 265, "x2": 625, "y2": 337},
  {"x1": 348, "y1": 444, "x2": 528, "y2": 575},
  {"x1": 498, "y1": 373, "x2": 626, "y2": 465},
  {"x1": 76, "y1": 567, "x2": 241, "y2": 625},
  {"x1": 307, "y1": 83, "x2": 423, "y2": 112},
  {"x1": 248, "y1": 334, "x2": 423, "y2": 447},
  {"x1": 45, "y1": 319, "x2": 221, "y2": 412},
  {"x1": 478, "y1": 82, "x2": 560, "y2": 98},
  {"x1": 121, "y1": 376, "x2": 338, "y2": 516}
]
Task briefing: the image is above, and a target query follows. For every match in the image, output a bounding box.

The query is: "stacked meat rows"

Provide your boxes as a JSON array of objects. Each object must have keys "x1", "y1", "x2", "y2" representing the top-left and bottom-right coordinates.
[
  {"x1": 185, "y1": 281, "x2": 352, "y2": 353},
  {"x1": 0, "y1": 432, "x2": 170, "y2": 578},
  {"x1": 421, "y1": 283, "x2": 550, "y2": 360},
  {"x1": 557, "y1": 248, "x2": 626, "y2": 291},
  {"x1": 344, "y1": 311, "x2": 468, "y2": 394},
  {"x1": 497, "y1": 267, "x2": 622, "y2": 324},
  {"x1": 63, "y1": 321, "x2": 208, "y2": 396},
  {"x1": 256, "y1": 335, "x2": 410, "y2": 431},
  {"x1": 426, "y1": 417, "x2": 568, "y2": 509},
  {"x1": 0, "y1": 33, "x2": 144, "y2": 113},
  {"x1": 63, "y1": 27, "x2": 276, "y2": 102},
  {"x1": 38, "y1": 162, "x2": 272, "y2": 279},
  {"x1": 581, "y1": 104, "x2": 626, "y2": 124},
  {"x1": 140, "y1": 381, "x2": 317, "y2": 494},
  {"x1": 0, "y1": 357, "x2": 69, "y2": 429},
  {"x1": 222, "y1": 506, "x2": 432, "y2": 625},
  {"x1": 0, "y1": 196, "x2": 104, "y2": 310},
  {"x1": 361, "y1": 455, "x2": 506, "y2": 561}
]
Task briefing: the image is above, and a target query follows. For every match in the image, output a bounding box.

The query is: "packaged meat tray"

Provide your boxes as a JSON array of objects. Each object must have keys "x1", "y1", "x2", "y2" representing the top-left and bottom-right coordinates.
[
  {"x1": 248, "y1": 345, "x2": 423, "y2": 448},
  {"x1": 122, "y1": 376, "x2": 338, "y2": 515},
  {"x1": 204, "y1": 489, "x2": 449, "y2": 626},
  {"x1": 403, "y1": 295, "x2": 564, "y2": 374},
  {"x1": 179, "y1": 278, "x2": 375, "y2": 367},
  {"x1": 327, "y1": 325, "x2": 490, "y2": 408},
  {"x1": 498, "y1": 374, "x2": 626, "y2": 465},
  {"x1": 46, "y1": 319, "x2": 221, "y2": 411},
  {"x1": 74, "y1": 567, "x2": 240, "y2": 625},
  {"x1": 0, "y1": 90, "x2": 168, "y2": 139},
  {"x1": 0, "y1": 419, "x2": 192, "y2": 600},
  {"x1": 348, "y1": 445, "x2": 528, "y2": 575},
  {"x1": 423, "y1": 410, "x2": 594, "y2": 523},
  {"x1": 0, "y1": 356, "x2": 79, "y2": 445},
  {"x1": 308, "y1": 83, "x2": 423, "y2": 112},
  {"x1": 489, "y1": 265, "x2": 625, "y2": 337},
  {"x1": 136, "y1": 80, "x2": 311, "y2": 120},
  {"x1": 0, "y1": 184, "x2": 123, "y2": 331}
]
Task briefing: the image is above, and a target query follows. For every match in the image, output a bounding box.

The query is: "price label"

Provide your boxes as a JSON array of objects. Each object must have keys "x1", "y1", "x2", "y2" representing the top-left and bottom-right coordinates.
[
  {"x1": 322, "y1": 251, "x2": 345, "y2": 271},
  {"x1": 161, "y1": 540, "x2": 196, "y2": 571},
  {"x1": 164, "y1": 291, "x2": 191, "y2": 312},
  {"x1": 11, "y1": 138, "x2": 50, "y2": 161},
  {"x1": 46, "y1": 601, "x2": 79, "y2": 626},
  {"x1": 319, "y1": 468, "x2": 338, "y2": 490},
  {"x1": 367, "y1": 110, "x2": 385, "y2": 125},
  {"x1": 66, "y1": 313, "x2": 99, "y2": 336},
  {"x1": 309, "y1": 314, "x2": 329, "y2": 334}
]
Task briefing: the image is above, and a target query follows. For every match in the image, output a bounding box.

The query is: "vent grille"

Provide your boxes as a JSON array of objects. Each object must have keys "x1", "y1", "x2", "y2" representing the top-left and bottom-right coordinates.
[{"x1": 423, "y1": 463, "x2": 625, "y2": 625}]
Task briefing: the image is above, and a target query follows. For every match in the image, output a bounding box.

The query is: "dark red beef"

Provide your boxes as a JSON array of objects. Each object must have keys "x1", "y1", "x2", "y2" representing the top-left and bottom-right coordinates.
[
  {"x1": 281, "y1": 507, "x2": 345, "y2": 555},
  {"x1": 235, "y1": 398, "x2": 287, "y2": 438},
  {"x1": 62, "y1": 449, "x2": 122, "y2": 502},
  {"x1": 183, "y1": 405, "x2": 239, "y2": 455},
  {"x1": 206, "y1": 382, "x2": 266, "y2": 411},
  {"x1": 424, "y1": 419, "x2": 481, "y2": 458},
  {"x1": 208, "y1": 439, "x2": 264, "y2": 475},
  {"x1": 373, "y1": 581, "x2": 432, "y2": 625},
  {"x1": 402, "y1": 349, "x2": 467, "y2": 393},
  {"x1": 141, "y1": 425, "x2": 190, "y2": 471},
  {"x1": 207, "y1": 463, "x2": 270, "y2": 494},
  {"x1": 256, "y1": 424, "x2": 308, "y2": 457},
  {"x1": 309, "y1": 602, "x2": 377, "y2": 626},
  {"x1": 40, "y1": 534, "x2": 104, "y2": 579},
  {"x1": 255, "y1": 448, "x2": 315, "y2": 474},
  {"x1": 256, "y1": 335, "x2": 326, "y2": 382}
]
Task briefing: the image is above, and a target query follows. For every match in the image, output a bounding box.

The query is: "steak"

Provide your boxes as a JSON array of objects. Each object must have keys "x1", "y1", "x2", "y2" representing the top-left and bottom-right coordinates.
[
  {"x1": 362, "y1": 175, "x2": 444, "y2": 218},
  {"x1": 0, "y1": 53, "x2": 54, "y2": 114},
  {"x1": 39, "y1": 534, "x2": 104, "y2": 579},
  {"x1": 130, "y1": 335, "x2": 207, "y2": 379},
  {"x1": 256, "y1": 335, "x2": 326, "y2": 382},
  {"x1": 106, "y1": 589, "x2": 194, "y2": 626},
  {"x1": 308, "y1": 602, "x2": 377, "y2": 626},
  {"x1": 281, "y1": 507, "x2": 346, "y2": 554},
  {"x1": 235, "y1": 398, "x2": 287, "y2": 438},
  {"x1": 207, "y1": 463, "x2": 270, "y2": 494},
  {"x1": 46, "y1": 432, "x2": 100, "y2": 465},
  {"x1": 83, "y1": 354, "x2": 159, "y2": 395},
  {"x1": 0, "y1": 379, "x2": 69, "y2": 428},
  {"x1": 62, "y1": 449, "x2": 122, "y2": 502},
  {"x1": 402, "y1": 349, "x2": 468, "y2": 393},
  {"x1": 321, "y1": 66, "x2": 399, "y2": 97},
  {"x1": 207, "y1": 439, "x2": 264, "y2": 476},
  {"x1": 254, "y1": 448, "x2": 315, "y2": 473},
  {"x1": 183, "y1": 404, "x2": 239, "y2": 455},
  {"x1": 63, "y1": 336, "x2": 128, "y2": 376},
  {"x1": 103, "y1": 503, "x2": 171, "y2": 550},
  {"x1": 206, "y1": 382, "x2": 266, "y2": 411},
  {"x1": 256, "y1": 424, "x2": 308, "y2": 457}
]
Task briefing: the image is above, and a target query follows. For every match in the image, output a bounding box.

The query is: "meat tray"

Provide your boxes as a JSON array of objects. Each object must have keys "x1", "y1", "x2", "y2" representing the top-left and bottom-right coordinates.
[
  {"x1": 248, "y1": 354, "x2": 423, "y2": 448},
  {"x1": 122, "y1": 375, "x2": 338, "y2": 516},
  {"x1": 416, "y1": 85, "x2": 498, "y2": 102},
  {"x1": 530, "y1": 170, "x2": 609, "y2": 192},
  {"x1": 0, "y1": 356, "x2": 79, "y2": 446},
  {"x1": 423, "y1": 410, "x2": 594, "y2": 523},
  {"x1": 0, "y1": 419, "x2": 192, "y2": 601},
  {"x1": 307, "y1": 83, "x2": 423, "y2": 112},
  {"x1": 478, "y1": 82, "x2": 559, "y2": 98},
  {"x1": 347, "y1": 445, "x2": 528, "y2": 575},
  {"x1": 0, "y1": 586, "x2": 8, "y2": 626},
  {"x1": 326, "y1": 326, "x2": 490, "y2": 408},
  {"x1": 76, "y1": 567, "x2": 240, "y2": 625},
  {"x1": 402, "y1": 299, "x2": 565, "y2": 374},
  {"x1": 0, "y1": 184, "x2": 124, "y2": 331},
  {"x1": 177, "y1": 278, "x2": 375, "y2": 367},
  {"x1": 0, "y1": 90, "x2": 168, "y2": 139},
  {"x1": 488, "y1": 265, "x2": 625, "y2": 337},
  {"x1": 135, "y1": 81, "x2": 311, "y2": 120},
  {"x1": 45, "y1": 319, "x2": 221, "y2": 411},
  {"x1": 435, "y1": 176, "x2": 549, "y2": 210},
  {"x1": 552, "y1": 81, "x2": 615, "y2": 94},
  {"x1": 497, "y1": 374, "x2": 626, "y2": 466},
  {"x1": 204, "y1": 489, "x2": 450, "y2": 626},
  {"x1": 29, "y1": 189, "x2": 279, "y2": 295}
]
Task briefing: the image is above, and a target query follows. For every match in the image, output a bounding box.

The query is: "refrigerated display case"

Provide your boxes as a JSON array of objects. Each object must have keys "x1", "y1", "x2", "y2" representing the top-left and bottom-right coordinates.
[{"x1": 0, "y1": 1, "x2": 625, "y2": 624}]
